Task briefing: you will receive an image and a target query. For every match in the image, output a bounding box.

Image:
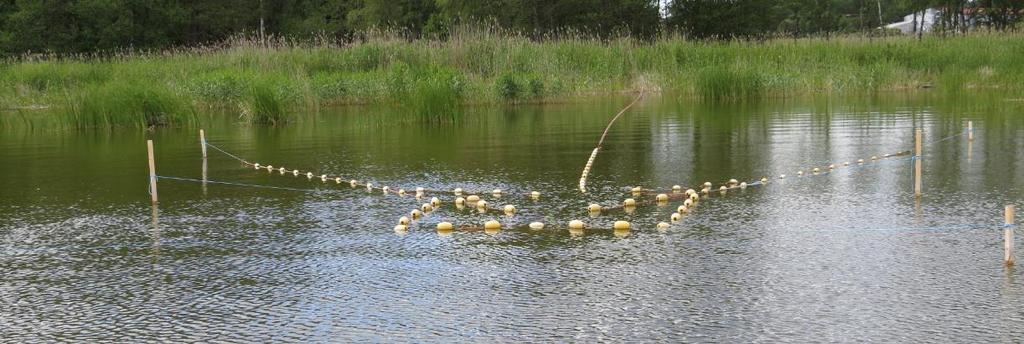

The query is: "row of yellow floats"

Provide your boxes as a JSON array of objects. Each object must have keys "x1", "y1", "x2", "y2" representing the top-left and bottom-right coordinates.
[
  {"x1": 636, "y1": 150, "x2": 910, "y2": 197},
  {"x1": 250, "y1": 162, "x2": 538, "y2": 201},
  {"x1": 253, "y1": 149, "x2": 909, "y2": 237},
  {"x1": 401, "y1": 151, "x2": 909, "y2": 236},
  {"x1": 394, "y1": 194, "x2": 638, "y2": 237},
  {"x1": 586, "y1": 150, "x2": 912, "y2": 229}
]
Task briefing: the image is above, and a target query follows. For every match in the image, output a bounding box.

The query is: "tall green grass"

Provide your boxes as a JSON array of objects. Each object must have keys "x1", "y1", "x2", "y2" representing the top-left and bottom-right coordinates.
[
  {"x1": 2, "y1": 28, "x2": 1024, "y2": 129},
  {"x1": 62, "y1": 82, "x2": 196, "y2": 129}
]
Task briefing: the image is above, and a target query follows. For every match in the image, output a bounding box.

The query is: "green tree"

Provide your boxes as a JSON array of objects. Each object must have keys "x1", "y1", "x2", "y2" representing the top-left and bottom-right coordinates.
[{"x1": 666, "y1": 0, "x2": 781, "y2": 39}]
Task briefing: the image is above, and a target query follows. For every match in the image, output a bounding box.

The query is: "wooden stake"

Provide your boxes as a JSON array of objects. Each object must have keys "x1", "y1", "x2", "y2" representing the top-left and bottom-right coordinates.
[
  {"x1": 914, "y1": 129, "x2": 922, "y2": 197},
  {"x1": 200, "y1": 129, "x2": 208, "y2": 158},
  {"x1": 201, "y1": 158, "x2": 208, "y2": 195},
  {"x1": 147, "y1": 140, "x2": 158, "y2": 204},
  {"x1": 967, "y1": 121, "x2": 974, "y2": 141},
  {"x1": 1006, "y1": 205, "x2": 1016, "y2": 266}
]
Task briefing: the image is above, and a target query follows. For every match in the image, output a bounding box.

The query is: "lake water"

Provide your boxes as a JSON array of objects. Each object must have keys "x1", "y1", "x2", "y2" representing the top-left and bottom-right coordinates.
[{"x1": 2, "y1": 92, "x2": 1023, "y2": 342}]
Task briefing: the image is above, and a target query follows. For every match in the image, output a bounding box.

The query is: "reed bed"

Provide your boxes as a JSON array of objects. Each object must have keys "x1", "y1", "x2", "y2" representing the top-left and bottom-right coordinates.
[{"x1": 2, "y1": 28, "x2": 1023, "y2": 128}]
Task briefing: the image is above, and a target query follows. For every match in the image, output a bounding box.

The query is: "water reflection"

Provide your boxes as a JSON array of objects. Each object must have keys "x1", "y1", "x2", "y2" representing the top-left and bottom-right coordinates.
[
  {"x1": 1, "y1": 92, "x2": 1024, "y2": 341},
  {"x1": 150, "y1": 204, "x2": 161, "y2": 261}
]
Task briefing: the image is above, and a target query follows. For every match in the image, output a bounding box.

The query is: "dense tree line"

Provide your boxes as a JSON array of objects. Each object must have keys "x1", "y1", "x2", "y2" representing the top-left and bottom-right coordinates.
[{"x1": 0, "y1": 0, "x2": 1021, "y2": 55}]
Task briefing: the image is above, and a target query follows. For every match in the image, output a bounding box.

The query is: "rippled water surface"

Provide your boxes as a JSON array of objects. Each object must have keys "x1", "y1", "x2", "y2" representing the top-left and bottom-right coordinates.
[{"x1": 2, "y1": 93, "x2": 1024, "y2": 342}]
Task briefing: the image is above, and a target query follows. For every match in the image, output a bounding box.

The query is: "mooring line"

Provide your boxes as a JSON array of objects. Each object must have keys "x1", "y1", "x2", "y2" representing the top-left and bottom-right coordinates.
[
  {"x1": 925, "y1": 129, "x2": 967, "y2": 147},
  {"x1": 204, "y1": 142, "x2": 252, "y2": 166},
  {"x1": 579, "y1": 91, "x2": 645, "y2": 193},
  {"x1": 156, "y1": 175, "x2": 333, "y2": 193}
]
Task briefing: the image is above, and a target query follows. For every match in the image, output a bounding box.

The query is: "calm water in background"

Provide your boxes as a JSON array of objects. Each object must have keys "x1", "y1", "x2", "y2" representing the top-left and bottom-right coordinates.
[{"x1": 1, "y1": 92, "x2": 1023, "y2": 342}]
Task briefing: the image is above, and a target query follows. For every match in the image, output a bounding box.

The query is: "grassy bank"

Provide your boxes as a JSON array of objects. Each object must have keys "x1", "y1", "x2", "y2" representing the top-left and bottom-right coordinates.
[{"x1": 2, "y1": 29, "x2": 1024, "y2": 128}]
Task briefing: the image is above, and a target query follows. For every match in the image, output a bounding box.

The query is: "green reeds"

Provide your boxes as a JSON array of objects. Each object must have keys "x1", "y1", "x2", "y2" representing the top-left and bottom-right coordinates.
[
  {"x1": 696, "y1": 67, "x2": 764, "y2": 101},
  {"x1": 240, "y1": 79, "x2": 290, "y2": 125},
  {"x1": 2, "y1": 28, "x2": 1023, "y2": 129},
  {"x1": 62, "y1": 82, "x2": 196, "y2": 129}
]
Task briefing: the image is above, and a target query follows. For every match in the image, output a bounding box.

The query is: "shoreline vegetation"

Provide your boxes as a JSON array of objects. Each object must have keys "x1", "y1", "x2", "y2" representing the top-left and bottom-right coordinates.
[{"x1": 2, "y1": 28, "x2": 1023, "y2": 129}]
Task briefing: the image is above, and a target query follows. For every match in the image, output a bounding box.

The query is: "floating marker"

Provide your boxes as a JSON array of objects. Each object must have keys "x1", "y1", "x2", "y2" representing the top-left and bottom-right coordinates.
[
  {"x1": 613, "y1": 221, "x2": 630, "y2": 230},
  {"x1": 350, "y1": 180, "x2": 357, "y2": 187},
  {"x1": 429, "y1": 197, "x2": 440, "y2": 207},
  {"x1": 266, "y1": 165, "x2": 273, "y2": 171},
  {"x1": 686, "y1": 189, "x2": 696, "y2": 196},
  {"x1": 320, "y1": 174, "x2": 327, "y2": 182},
  {"x1": 657, "y1": 222, "x2": 670, "y2": 230},
  {"x1": 529, "y1": 222, "x2": 545, "y2": 230},
  {"x1": 740, "y1": 182, "x2": 747, "y2": 188},
  {"x1": 467, "y1": 195, "x2": 481, "y2": 203},
  {"x1": 437, "y1": 222, "x2": 453, "y2": 231},
  {"x1": 588, "y1": 204, "x2": 602, "y2": 213},
  {"x1": 623, "y1": 198, "x2": 636, "y2": 207},
  {"x1": 503, "y1": 205, "x2": 516, "y2": 215},
  {"x1": 704, "y1": 182, "x2": 712, "y2": 188},
  {"x1": 779, "y1": 175, "x2": 786, "y2": 179},
  {"x1": 797, "y1": 171, "x2": 804, "y2": 176},
  {"x1": 858, "y1": 159, "x2": 865, "y2": 164},
  {"x1": 306, "y1": 172, "x2": 313, "y2": 178},
  {"x1": 531, "y1": 191, "x2": 540, "y2": 199},
  {"x1": 684, "y1": 199, "x2": 693, "y2": 207},
  {"x1": 398, "y1": 189, "x2": 406, "y2": 195},
  {"x1": 828, "y1": 164, "x2": 835, "y2": 170},
  {"x1": 728, "y1": 179, "x2": 739, "y2": 185},
  {"x1": 677, "y1": 205, "x2": 688, "y2": 213},
  {"x1": 719, "y1": 185, "x2": 728, "y2": 192},
  {"x1": 421, "y1": 203, "x2": 433, "y2": 212},
  {"x1": 382, "y1": 186, "x2": 390, "y2": 194},
  {"x1": 398, "y1": 216, "x2": 410, "y2": 225},
  {"x1": 871, "y1": 156, "x2": 878, "y2": 160},
  {"x1": 254, "y1": 163, "x2": 261, "y2": 169},
  {"x1": 335, "y1": 177, "x2": 342, "y2": 184},
  {"x1": 843, "y1": 161, "x2": 850, "y2": 166},
  {"x1": 569, "y1": 220, "x2": 585, "y2": 229},
  {"x1": 631, "y1": 186, "x2": 642, "y2": 194},
  {"x1": 689, "y1": 194, "x2": 699, "y2": 202},
  {"x1": 366, "y1": 183, "x2": 373, "y2": 192},
  {"x1": 394, "y1": 224, "x2": 407, "y2": 232},
  {"x1": 672, "y1": 185, "x2": 682, "y2": 193},
  {"x1": 812, "y1": 167, "x2": 821, "y2": 173},
  {"x1": 411, "y1": 209, "x2": 422, "y2": 219},
  {"x1": 484, "y1": 220, "x2": 501, "y2": 230},
  {"x1": 492, "y1": 189, "x2": 503, "y2": 195},
  {"x1": 656, "y1": 194, "x2": 669, "y2": 202},
  {"x1": 455, "y1": 197, "x2": 466, "y2": 205},
  {"x1": 760, "y1": 177, "x2": 768, "y2": 183},
  {"x1": 477, "y1": 200, "x2": 488, "y2": 209},
  {"x1": 454, "y1": 188, "x2": 463, "y2": 195},
  {"x1": 671, "y1": 212, "x2": 681, "y2": 221}
]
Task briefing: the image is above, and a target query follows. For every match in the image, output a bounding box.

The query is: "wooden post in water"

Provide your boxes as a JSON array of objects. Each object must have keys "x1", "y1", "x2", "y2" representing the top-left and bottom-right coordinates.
[
  {"x1": 199, "y1": 129, "x2": 208, "y2": 158},
  {"x1": 914, "y1": 129, "x2": 922, "y2": 197},
  {"x1": 147, "y1": 140, "x2": 158, "y2": 204},
  {"x1": 967, "y1": 121, "x2": 974, "y2": 141},
  {"x1": 1006, "y1": 205, "x2": 1016, "y2": 266},
  {"x1": 201, "y1": 158, "x2": 208, "y2": 195}
]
